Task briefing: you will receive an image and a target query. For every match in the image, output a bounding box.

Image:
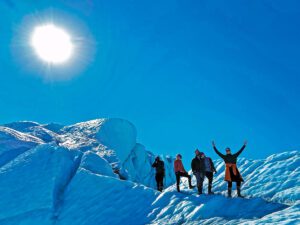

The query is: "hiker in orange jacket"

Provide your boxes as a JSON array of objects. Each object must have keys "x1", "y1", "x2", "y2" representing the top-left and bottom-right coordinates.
[
  {"x1": 174, "y1": 154, "x2": 194, "y2": 192},
  {"x1": 212, "y1": 140, "x2": 247, "y2": 197}
]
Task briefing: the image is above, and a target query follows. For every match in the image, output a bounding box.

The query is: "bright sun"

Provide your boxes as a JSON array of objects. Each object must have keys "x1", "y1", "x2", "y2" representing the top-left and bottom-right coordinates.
[{"x1": 31, "y1": 24, "x2": 73, "y2": 64}]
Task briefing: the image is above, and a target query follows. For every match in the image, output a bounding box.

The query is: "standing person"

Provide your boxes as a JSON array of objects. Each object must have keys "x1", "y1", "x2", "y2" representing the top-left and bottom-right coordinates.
[
  {"x1": 191, "y1": 149, "x2": 206, "y2": 195},
  {"x1": 212, "y1": 141, "x2": 247, "y2": 197},
  {"x1": 152, "y1": 156, "x2": 165, "y2": 192},
  {"x1": 174, "y1": 154, "x2": 194, "y2": 192},
  {"x1": 203, "y1": 152, "x2": 217, "y2": 194}
]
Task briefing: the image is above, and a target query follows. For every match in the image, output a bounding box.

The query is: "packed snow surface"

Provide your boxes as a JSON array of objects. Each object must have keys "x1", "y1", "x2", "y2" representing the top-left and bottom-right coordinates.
[{"x1": 0, "y1": 119, "x2": 298, "y2": 224}]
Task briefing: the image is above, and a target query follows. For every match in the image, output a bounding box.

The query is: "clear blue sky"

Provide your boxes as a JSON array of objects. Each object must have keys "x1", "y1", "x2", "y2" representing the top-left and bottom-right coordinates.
[{"x1": 0, "y1": 1, "x2": 299, "y2": 165}]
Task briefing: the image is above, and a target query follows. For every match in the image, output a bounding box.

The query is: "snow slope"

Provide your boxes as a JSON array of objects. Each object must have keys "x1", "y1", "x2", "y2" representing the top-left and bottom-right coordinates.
[
  {"x1": 0, "y1": 119, "x2": 298, "y2": 225},
  {"x1": 199, "y1": 151, "x2": 300, "y2": 205},
  {"x1": 0, "y1": 125, "x2": 43, "y2": 167}
]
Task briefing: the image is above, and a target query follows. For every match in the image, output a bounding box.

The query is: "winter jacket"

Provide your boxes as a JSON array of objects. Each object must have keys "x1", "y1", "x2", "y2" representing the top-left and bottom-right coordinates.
[
  {"x1": 204, "y1": 157, "x2": 216, "y2": 173},
  {"x1": 174, "y1": 159, "x2": 186, "y2": 173},
  {"x1": 214, "y1": 145, "x2": 246, "y2": 182},
  {"x1": 152, "y1": 160, "x2": 165, "y2": 175},
  {"x1": 191, "y1": 156, "x2": 205, "y2": 173}
]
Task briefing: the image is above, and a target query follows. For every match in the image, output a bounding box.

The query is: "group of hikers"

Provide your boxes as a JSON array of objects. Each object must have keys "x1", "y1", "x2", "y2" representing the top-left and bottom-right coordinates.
[{"x1": 152, "y1": 141, "x2": 248, "y2": 198}]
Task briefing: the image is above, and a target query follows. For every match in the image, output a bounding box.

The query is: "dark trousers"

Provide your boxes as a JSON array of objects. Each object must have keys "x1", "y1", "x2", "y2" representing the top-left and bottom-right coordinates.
[
  {"x1": 175, "y1": 171, "x2": 192, "y2": 186},
  {"x1": 205, "y1": 172, "x2": 214, "y2": 193},
  {"x1": 205, "y1": 172, "x2": 213, "y2": 185},
  {"x1": 155, "y1": 173, "x2": 164, "y2": 191},
  {"x1": 228, "y1": 181, "x2": 241, "y2": 188},
  {"x1": 194, "y1": 171, "x2": 205, "y2": 193}
]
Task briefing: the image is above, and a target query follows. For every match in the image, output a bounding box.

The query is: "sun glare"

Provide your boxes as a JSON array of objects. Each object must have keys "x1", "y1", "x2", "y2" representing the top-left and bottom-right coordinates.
[{"x1": 31, "y1": 24, "x2": 73, "y2": 64}]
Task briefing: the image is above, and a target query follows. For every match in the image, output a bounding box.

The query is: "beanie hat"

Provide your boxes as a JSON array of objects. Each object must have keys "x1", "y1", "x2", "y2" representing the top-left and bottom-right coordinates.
[{"x1": 176, "y1": 154, "x2": 182, "y2": 159}]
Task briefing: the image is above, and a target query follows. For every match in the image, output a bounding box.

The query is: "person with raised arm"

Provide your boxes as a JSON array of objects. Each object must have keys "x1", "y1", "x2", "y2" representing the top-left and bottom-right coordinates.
[{"x1": 212, "y1": 141, "x2": 247, "y2": 197}]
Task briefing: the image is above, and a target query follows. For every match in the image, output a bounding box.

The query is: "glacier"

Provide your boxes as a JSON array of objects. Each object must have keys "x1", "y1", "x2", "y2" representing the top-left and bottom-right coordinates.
[{"x1": 0, "y1": 118, "x2": 298, "y2": 225}]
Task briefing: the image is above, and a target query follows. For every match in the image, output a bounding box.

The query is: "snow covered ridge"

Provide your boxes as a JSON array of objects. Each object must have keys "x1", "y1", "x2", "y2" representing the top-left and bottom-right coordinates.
[
  {"x1": 206, "y1": 151, "x2": 300, "y2": 206},
  {"x1": 0, "y1": 119, "x2": 299, "y2": 224},
  {"x1": 1, "y1": 119, "x2": 176, "y2": 188}
]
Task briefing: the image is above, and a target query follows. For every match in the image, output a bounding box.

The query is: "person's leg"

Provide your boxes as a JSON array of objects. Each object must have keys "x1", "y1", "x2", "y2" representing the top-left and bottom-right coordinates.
[
  {"x1": 160, "y1": 174, "x2": 164, "y2": 191},
  {"x1": 155, "y1": 174, "x2": 160, "y2": 191},
  {"x1": 176, "y1": 172, "x2": 181, "y2": 192},
  {"x1": 181, "y1": 172, "x2": 194, "y2": 188},
  {"x1": 227, "y1": 181, "x2": 232, "y2": 197},
  {"x1": 157, "y1": 174, "x2": 163, "y2": 191},
  {"x1": 187, "y1": 173, "x2": 193, "y2": 188},
  {"x1": 195, "y1": 172, "x2": 204, "y2": 194},
  {"x1": 236, "y1": 181, "x2": 243, "y2": 197},
  {"x1": 206, "y1": 172, "x2": 214, "y2": 194},
  {"x1": 194, "y1": 172, "x2": 200, "y2": 190},
  {"x1": 180, "y1": 172, "x2": 189, "y2": 178}
]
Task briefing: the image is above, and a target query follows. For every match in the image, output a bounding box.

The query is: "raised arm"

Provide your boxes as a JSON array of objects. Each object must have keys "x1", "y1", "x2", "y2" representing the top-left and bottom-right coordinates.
[
  {"x1": 212, "y1": 141, "x2": 225, "y2": 159},
  {"x1": 152, "y1": 161, "x2": 157, "y2": 168},
  {"x1": 234, "y1": 141, "x2": 247, "y2": 157}
]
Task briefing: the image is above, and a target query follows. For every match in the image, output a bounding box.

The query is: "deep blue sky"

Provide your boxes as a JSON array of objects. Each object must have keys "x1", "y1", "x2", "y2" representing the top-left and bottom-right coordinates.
[{"x1": 0, "y1": 1, "x2": 299, "y2": 165}]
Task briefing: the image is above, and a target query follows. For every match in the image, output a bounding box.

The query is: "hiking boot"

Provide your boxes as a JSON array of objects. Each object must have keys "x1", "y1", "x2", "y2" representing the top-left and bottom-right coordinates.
[
  {"x1": 157, "y1": 184, "x2": 163, "y2": 192},
  {"x1": 237, "y1": 187, "x2": 244, "y2": 198},
  {"x1": 228, "y1": 188, "x2": 232, "y2": 198},
  {"x1": 188, "y1": 178, "x2": 194, "y2": 189},
  {"x1": 208, "y1": 185, "x2": 214, "y2": 194},
  {"x1": 197, "y1": 185, "x2": 203, "y2": 195}
]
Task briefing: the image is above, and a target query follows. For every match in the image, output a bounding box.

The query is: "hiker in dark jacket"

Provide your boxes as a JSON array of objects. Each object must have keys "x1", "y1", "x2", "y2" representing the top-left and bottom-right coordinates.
[
  {"x1": 174, "y1": 154, "x2": 194, "y2": 192},
  {"x1": 191, "y1": 149, "x2": 206, "y2": 194},
  {"x1": 203, "y1": 152, "x2": 217, "y2": 194},
  {"x1": 212, "y1": 141, "x2": 247, "y2": 197},
  {"x1": 152, "y1": 156, "x2": 165, "y2": 192}
]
